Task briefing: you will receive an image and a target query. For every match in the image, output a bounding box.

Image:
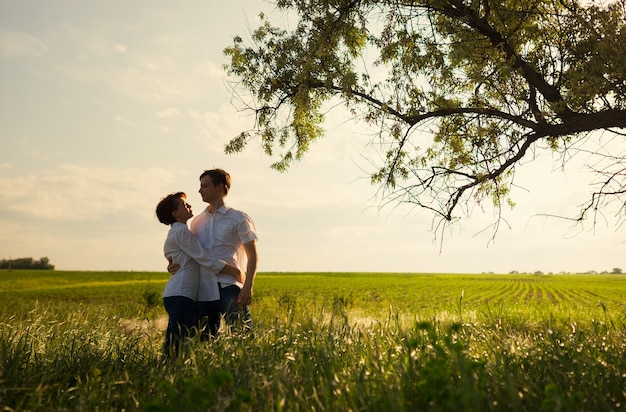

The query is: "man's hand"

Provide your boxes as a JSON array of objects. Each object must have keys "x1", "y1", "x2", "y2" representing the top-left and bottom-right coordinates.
[
  {"x1": 167, "y1": 257, "x2": 180, "y2": 275},
  {"x1": 238, "y1": 284, "x2": 252, "y2": 307}
]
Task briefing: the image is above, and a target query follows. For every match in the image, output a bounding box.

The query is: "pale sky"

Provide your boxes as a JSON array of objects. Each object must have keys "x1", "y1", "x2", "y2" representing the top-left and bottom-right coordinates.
[{"x1": 1, "y1": 0, "x2": 624, "y2": 274}]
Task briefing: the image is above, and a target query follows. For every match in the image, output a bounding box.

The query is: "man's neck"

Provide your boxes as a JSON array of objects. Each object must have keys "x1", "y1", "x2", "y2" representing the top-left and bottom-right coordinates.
[{"x1": 207, "y1": 200, "x2": 225, "y2": 213}]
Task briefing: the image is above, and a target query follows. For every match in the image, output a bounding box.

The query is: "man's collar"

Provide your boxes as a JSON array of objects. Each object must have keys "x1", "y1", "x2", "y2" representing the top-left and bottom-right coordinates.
[{"x1": 207, "y1": 204, "x2": 228, "y2": 214}]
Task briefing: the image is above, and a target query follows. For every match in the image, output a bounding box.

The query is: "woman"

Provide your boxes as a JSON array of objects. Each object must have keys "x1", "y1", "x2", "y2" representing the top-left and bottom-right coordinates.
[{"x1": 155, "y1": 191, "x2": 240, "y2": 356}]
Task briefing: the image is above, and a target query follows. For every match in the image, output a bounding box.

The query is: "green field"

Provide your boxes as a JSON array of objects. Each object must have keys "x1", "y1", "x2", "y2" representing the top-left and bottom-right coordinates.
[{"x1": 1, "y1": 270, "x2": 625, "y2": 411}]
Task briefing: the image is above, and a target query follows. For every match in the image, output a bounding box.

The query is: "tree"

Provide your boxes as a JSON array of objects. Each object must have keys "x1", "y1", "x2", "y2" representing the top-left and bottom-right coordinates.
[
  {"x1": 0, "y1": 257, "x2": 54, "y2": 270},
  {"x1": 224, "y1": 0, "x2": 626, "y2": 232}
]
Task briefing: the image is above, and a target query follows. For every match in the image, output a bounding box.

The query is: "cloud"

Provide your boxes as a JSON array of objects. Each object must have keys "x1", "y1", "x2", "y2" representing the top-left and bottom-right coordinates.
[
  {"x1": 0, "y1": 30, "x2": 48, "y2": 58},
  {"x1": 155, "y1": 107, "x2": 181, "y2": 118},
  {"x1": 115, "y1": 115, "x2": 133, "y2": 125},
  {"x1": 197, "y1": 61, "x2": 225, "y2": 79},
  {"x1": 0, "y1": 164, "x2": 177, "y2": 221},
  {"x1": 43, "y1": 24, "x2": 185, "y2": 105}
]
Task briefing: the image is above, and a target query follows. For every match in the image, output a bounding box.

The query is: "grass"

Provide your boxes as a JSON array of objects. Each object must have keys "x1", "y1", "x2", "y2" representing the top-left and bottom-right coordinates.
[{"x1": 0, "y1": 270, "x2": 625, "y2": 411}]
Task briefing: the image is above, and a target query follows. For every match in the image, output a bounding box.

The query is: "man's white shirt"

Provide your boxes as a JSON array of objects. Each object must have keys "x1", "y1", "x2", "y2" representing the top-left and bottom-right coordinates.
[{"x1": 190, "y1": 205, "x2": 258, "y2": 301}]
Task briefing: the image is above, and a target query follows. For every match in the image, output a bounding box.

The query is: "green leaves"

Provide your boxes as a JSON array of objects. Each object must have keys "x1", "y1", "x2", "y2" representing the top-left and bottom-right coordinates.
[{"x1": 224, "y1": 0, "x2": 626, "y2": 226}]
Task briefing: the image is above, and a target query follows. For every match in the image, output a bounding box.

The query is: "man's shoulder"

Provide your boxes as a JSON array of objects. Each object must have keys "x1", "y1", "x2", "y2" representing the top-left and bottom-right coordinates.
[
  {"x1": 221, "y1": 205, "x2": 257, "y2": 238},
  {"x1": 221, "y1": 205, "x2": 251, "y2": 219}
]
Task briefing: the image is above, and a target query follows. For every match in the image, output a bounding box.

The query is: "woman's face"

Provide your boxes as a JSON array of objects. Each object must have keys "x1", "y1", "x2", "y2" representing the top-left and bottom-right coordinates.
[{"x1": 172, "y1": 197, "x2": 193, "y2": 223}]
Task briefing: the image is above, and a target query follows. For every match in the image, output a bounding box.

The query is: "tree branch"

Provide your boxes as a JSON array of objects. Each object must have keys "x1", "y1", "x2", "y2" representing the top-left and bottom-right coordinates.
[{"x1": 434, "y1": 0, "x2": 576, "y2": 119}]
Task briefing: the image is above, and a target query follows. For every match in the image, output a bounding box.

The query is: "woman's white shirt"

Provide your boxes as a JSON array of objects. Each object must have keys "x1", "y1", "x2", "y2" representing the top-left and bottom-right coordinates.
[{"x1": 162, "y1": 222, "x2": 226, "y2": 300}]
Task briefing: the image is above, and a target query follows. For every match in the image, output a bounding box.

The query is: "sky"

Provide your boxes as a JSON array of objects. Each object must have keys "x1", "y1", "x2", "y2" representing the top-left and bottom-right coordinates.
[{"x1": 1, "y1": 0, "x2": 624, "y2": 274}]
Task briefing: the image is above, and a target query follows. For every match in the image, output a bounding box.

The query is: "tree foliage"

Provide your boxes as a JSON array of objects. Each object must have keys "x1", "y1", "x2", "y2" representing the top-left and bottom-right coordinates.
[
  {"x1": 0, "y1": 257, "x2": 54, "y2": 270},
  {"x1": 224, "y1": 0, "x2": 626, "y2": 228}
]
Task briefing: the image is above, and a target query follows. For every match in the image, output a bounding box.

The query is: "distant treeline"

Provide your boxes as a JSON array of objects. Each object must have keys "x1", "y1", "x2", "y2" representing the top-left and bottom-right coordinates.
[{"x1": 0, "y1": 257, "x2": 54, "y2": 270}]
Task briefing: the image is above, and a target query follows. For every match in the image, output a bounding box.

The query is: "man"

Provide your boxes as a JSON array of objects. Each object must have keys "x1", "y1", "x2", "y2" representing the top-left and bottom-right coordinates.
[{"x1": 171, "y1": 168, "x2": 258, "y2": 338}]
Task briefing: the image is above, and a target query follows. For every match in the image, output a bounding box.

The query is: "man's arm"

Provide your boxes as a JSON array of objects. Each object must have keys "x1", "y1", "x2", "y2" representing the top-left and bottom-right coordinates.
[{"x1": 238, "y1": 239, "x2": 258, "y2": 307}]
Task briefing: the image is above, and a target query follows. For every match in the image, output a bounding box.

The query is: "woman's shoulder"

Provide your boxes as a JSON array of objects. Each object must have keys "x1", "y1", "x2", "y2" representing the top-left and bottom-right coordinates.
[{"x1": 169, "y1": 222, "x2": 193, "y2": 237}]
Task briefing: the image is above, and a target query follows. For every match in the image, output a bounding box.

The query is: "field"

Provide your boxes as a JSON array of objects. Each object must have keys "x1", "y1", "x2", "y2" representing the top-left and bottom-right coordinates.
[{"x1": 0, "y1": 270, "x2": 625, "y2": 411}]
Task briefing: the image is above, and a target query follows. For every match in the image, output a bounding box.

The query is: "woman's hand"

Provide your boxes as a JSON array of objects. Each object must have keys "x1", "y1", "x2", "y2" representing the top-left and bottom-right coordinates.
[{"x1": 222, "y1": 264, "x2": 243, "y2": 282}]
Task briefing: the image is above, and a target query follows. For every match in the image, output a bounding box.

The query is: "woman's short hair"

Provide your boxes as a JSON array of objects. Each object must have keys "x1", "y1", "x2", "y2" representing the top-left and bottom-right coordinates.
[{"x1": 156, "y1": 192, "x2": 186, "y2": 225}]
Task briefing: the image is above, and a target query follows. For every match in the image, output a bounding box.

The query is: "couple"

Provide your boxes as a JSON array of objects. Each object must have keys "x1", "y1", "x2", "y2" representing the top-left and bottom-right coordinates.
[{"x1": 155, "y1": 168, "x2": 258, "y2": 356}]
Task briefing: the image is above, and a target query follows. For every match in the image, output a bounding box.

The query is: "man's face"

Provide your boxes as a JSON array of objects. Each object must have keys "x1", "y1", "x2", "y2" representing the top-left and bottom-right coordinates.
[{"x1": 199, "y1": 175, "x2": 219, "y2": 203}]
